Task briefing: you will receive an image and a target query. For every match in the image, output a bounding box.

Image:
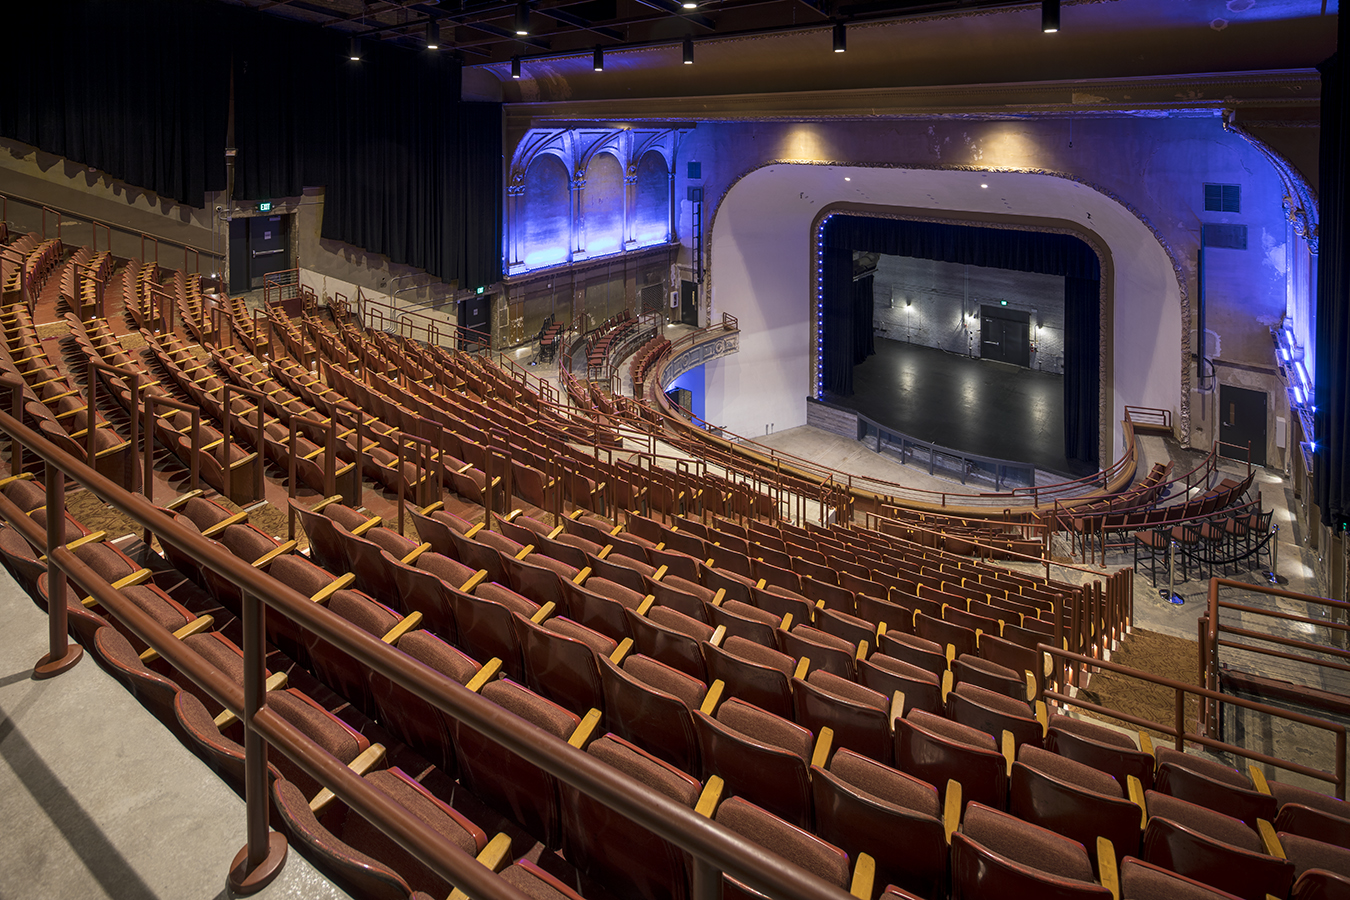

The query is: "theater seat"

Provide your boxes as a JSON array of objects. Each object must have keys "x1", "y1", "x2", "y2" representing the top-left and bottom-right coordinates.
[
  {"x1": 896, "y1": 708, "x2": 1009, "y2": 812},
  {"x1": 951, "y1": 801, "x2": 1116, "y2": 900},
  {"x1": 1118, "y1": 857, "x2": 1246, "y2": 900}
]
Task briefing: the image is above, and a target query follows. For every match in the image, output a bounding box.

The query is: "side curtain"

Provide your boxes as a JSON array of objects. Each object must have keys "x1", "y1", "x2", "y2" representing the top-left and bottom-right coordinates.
[
  {"x1": 853, "y1": 273, "x2": 876, "y2": 364},
  {"x1": 1317, "y1": 43, "x2": 1349, "y2": 529},
  {"x1": 1063, "y1": 276, "x2": 1101, "y2": 467},
  {"x1": 822, "y1": 246, "x2": 857, "y2": 396}
]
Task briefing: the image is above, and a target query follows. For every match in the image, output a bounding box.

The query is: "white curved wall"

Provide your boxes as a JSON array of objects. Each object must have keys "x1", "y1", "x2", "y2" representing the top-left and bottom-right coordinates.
[{"x1": 704, "y1": 164, "x2": 1182, "y2": 465}]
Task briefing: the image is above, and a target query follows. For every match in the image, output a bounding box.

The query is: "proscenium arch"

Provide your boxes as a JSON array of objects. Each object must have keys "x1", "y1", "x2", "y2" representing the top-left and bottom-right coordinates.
[{"x1": 702, "y1": 163, "x2": 1187, "y2": 469}]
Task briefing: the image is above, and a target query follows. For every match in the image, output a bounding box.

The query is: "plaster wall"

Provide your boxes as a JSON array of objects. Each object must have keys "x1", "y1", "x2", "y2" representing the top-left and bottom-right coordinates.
[{"x1": 680, "y1": 115, "x2": 1293, "y2": 465}]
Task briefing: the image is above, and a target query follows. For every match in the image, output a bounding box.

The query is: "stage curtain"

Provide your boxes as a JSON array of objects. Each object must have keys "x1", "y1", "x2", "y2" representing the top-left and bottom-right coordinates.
[
  {"x1": 1316, "y1": 43, "x2": 1349, "y2": 528},
  {"x1": 853, "y1": 274, "x2": 876, "y2": 364},
  {"x1": 0, "y1": 0, "x2": 229, "y2": 208},
  {"x1": 1064, "y1": 276, "x2": 1101, "y2": 467},
  {"x1": 822, "y1": 246, "x2": 857, "y2": 395}
]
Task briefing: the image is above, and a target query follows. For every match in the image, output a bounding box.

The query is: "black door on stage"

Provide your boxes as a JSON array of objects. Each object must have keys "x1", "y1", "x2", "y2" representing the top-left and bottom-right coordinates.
[
  {"x1": 680, "y1": 280, "x2": 698, "y2": 326},
  {"x1": 228, "y1": 215, "x2": 292, "y2": 292},
  {"x1": 1219, "y1": 384, "x2": 1267, "y2": 467},
  {"x1": 459, "y1": 294, "x2": 491, "y2": 351},
  {"x1": 979, "y1": 306, "x2": 1031, "y2": 367}
]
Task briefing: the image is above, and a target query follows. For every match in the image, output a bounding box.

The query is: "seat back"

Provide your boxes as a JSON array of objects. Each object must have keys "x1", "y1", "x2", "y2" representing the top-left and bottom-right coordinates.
[
  {"x1": 694, "y1": 699, "x2": 813, "y2": 828},
  {"x1": 702, "y1": 639, "x2": 794, "y2": 719},
  {"x1": 515, "y1": 614, "x2": 609, "y2": 716},
  {"x1": 1010, "y1": 755, "x2": 1142, "y2": 872},
  {"x1": 793, "y1": 671, "x2": 892, "y2": 765},
  {"x1": 896, "y1": 711, "x2": 1007, "y2": 811},
  {"x1": 1142, "y1": 813, "x2": 1294, "y2": 900},
  {"x1": 952, "y1": 803, "x2": 1112, "y2": 900},
  {"x1": 452, "y1": 584, "x2": 538, "y2": 680}
]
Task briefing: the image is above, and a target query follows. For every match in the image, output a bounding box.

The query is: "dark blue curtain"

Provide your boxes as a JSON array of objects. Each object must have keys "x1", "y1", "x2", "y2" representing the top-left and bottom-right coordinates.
[
  {"x1": 1316, "y1": 38, "x2": 1349, "y2": 527},
  {"x1": 854, "y1": 274, "x2": 876, "y2": 364},
  {"x1": 820, "y1": 214, "x2": 1101, "y2": 466}
]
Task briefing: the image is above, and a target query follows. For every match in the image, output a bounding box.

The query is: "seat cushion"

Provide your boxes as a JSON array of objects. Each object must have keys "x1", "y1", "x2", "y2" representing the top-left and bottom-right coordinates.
[
  {"x1": 482, "y1": 678, "x2": 578, "y2": 740},
  {"x1": 715, "y1": 796, "x2": 850, "y2": 889},
  {"x1": 1144, "y1": 790, "x2": 1262, "y2": 853},
  {"x1": 908, "y1": 708, "x2": 996, "y2": 750},
  {"x1": 588, "y1": 734, "x2": 701, "y2": 807},
  {"x1": 716, "y1": 698, "x2": 812, "y2": 761},
  {"x1": 829, "y1": 747, "x2": 940, "y2": 818},
  {"x1": 624, "y1": 654, "x2": 706, "y2": 708},
  {"x1": 1281, "y1": 833, "x2": 1350, "y2": 879},
  {"x1": 723, "y1": 636, "x2": 795, "y2": 675},
  {"x1": 418, "y1": 552, "x2": 477, "y2": 589},
  {"x1": 806, "y1": 669, "x2": 887, "y2": 711},
  {"x1": 544, "y1": 616, "x2": 618, "y2": 656},
  {"x1": 1018, "y1": 745, "x2": 1121, "y2": 797},
  {"x1": 963, "y1": 801, "x2": 1094, "y2": 882},
  {"x1": 1047, "y1": 713, "x2": 1139, "y2": 750}
]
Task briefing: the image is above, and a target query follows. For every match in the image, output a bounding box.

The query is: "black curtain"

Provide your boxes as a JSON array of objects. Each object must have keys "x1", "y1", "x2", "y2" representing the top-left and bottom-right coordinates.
[
  {"x1": 1316, "y1": 39, "x2": 1349, "y2": 527},
  {"x1": 0, "y1": 0, "x2": 229, "y2": 208},
  {"x1": 820, "y1": 214, "x2": 1101, "y2": 466},
  {"x1": 853, "y1": 274, "x2": 876, "y2": 364}
]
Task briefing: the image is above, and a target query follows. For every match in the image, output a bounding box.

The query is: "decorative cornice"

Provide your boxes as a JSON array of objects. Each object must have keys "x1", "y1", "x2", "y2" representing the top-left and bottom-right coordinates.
[{"x1": 1222, "y1": 110, "x2": 1320, "y2": 254}]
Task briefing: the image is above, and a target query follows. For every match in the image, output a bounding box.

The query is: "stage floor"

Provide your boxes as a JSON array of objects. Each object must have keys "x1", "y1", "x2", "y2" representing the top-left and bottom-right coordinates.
[{"x1": 825, "y1": 338, "x2": 1091, "y2": 478}]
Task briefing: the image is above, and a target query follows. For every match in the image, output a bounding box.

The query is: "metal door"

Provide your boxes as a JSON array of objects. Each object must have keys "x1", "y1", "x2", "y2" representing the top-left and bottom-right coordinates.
[
  {"x1": 979, "y1": 306, "x2": 1031, "y2": 367},
  {"x1": 681, "y1": 280, "x2": 698, "y2": 326},
  {"x1": 247, "y1": 215, "x2": 290, "y2": 288},
  {"x1": 1219, "y1": 384, "x2": 1267, "y2": 467}
]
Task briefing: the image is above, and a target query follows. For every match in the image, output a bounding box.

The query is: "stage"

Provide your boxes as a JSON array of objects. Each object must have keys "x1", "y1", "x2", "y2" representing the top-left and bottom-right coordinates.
[{"x1": 824, "y1": 337, "x2": 1093, "y2": 478}]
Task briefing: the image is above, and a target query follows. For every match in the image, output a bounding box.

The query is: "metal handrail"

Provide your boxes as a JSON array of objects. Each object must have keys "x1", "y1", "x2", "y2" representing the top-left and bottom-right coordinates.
[{"x1": 0, "y1": 378, "x2": 857, "y2": 900}]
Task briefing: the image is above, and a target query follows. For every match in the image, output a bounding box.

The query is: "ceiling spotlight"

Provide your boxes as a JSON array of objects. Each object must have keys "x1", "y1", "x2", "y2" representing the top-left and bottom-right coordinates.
[
  {"x1": 682, "y1": 0, "x2": 697, "y2": 8},
  {"x1": 1042, "y1": 0, "x2": 1060, "y2": 33},
  {"x1": 515, "y1": 0, "x2": 530, "y2": 35},
  {"x1": 833, "y1": 22, "x2": 847, "y2": 52},
  {"x1": 683, "y1": 35, "x2": 694, "y2": 64},
  {"x1": 981, "y1": 183, "x2": 988, "y2": 188},
  {"x1": 593, "y1": 45, "x2": 604, "y2": 71},
  {"x1": 511, "y1": 56, "x2": 522, "y2": 78},
  {"x1": 348, "y1": 37, "x2": 362, "y2": 60},
  {"x1": 425, "y1": 21, "x2": 439, "y2": 49}
]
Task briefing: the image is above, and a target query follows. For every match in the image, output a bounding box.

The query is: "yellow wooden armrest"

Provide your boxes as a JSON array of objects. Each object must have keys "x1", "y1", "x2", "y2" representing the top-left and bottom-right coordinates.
[
  {"x1": 944, "y1": 780, "x2": 962, "y2": 843},
  {"x1": 312, "y1": 495, "x2": 344, "y2": 513},
  {"x1": 200, "y1": 510, "x2": 249, "y2": 538},
  {"x1": 456, "y1": 462, "x2": 475, "y2": 475},
  {"x1": 1097, "y1": 837, "x2": 1119, "y2": 900},
  {"x1": 793, "y1": 657, "x2": 811, "y2": 680},
  {"x1": 0, "y1": 473, "x2": 35, "y2": 490},
  {"x1": 466, "y1": 658, "x2": 503, "y2": 693},
  {"x1": 419, "y1": 500, "x2": 445, "y2": 515},
  {"x1": 811, "y1": 726, "x2": 835, "y2": 769},
  {"x1": 164, "y1": 488, "x2": 204, "y2": 510},
  {"x1": 213, "y1": 671, "x2": 288, "y2": 729},
  {"x1": 460, "y1": 570, "x2": 489, "y2": 593},
  {"x1": 1249, "y1": 765, "x2": 1271, "y2": 795},
  {"x1": 652, "y1": 564, "x2": 668, "y2": 582},
  {"x1": 350, "y1": 516, "x2": 382, "y2": 537},
  {"x1": 1043, "y1": 649, "x2": 1054, "y2": 678},
  {"x1": 309, "y1": 572, "x2": 356, "y2": 605},
  {"x1": 850, "y1": 853, "x2": 875, "y2": 900},
  {"x1": 530, "y1": 601, "x2": 556, "y2": 624},
  {"x1": 1127, "y1": 775, "x2": 1147, "y2": 829},
  {"x1": 636, "y1": 595, "x2": 655, "y2": 616},
  {"x1": 700, "y1": 679, "x2": 725, "y2": 716},
  {"x1": 889, "y1": 690, "x2": 906, "y2": 724},
  {"x1": 62, "y1": 530, "x2": 109, "y2": 552},
  {"x1": 547, "y1": 524, "x2": 565, "y2": 540},
  {"x1": 310, "y1": 743, "x2": 387, "y2": 813},
  {"x1": 42, "y1": 389, "x2": 79, "y2": 404},
  {"x1": 1139, "y1": 731, "x2": 1154, "y2": 756},
  {"x1": 139, "y1": 614, "x2": 216, "y2": 662},
  {"x1": 610, "y1": 637, "x2": 633, "y2": 664},
  {"x1": 945, "y1": 643, "x2": 956, "y2": 665},
  {"x1": 1259, "y1": 819, "x2": 1284, "y2": 858},
  {"x1": 447, "y1": 833, "x2": 515, "y2": 900},
  {"x1": 301, "y1": 447, "x2": 325, "y2": 461},
  {"x1": 780, "y1": 613, "x2": 793, "y2": 631},
  {"x1": 110, "y1": 568, "x2": 153, "y2": 590},
  {"x1": 597, "y1": 545, "x2": 613, "y2": 560},
  {"x1": 464, "y1": 522, "x2": 485, "y2": 539},
  {"x1": 503, "y1": 509, "x2": 523, "y2": 523},
  {"x1": 1025, "y1": 671, "x2": 1037, "y2": 703},
  {"x1": 755, "y1": 578, "x2": 767, "y2": 590},
  {"x1": 94, "y1": 440, "x2": 132, "y2": 460},
  {"x1": 200, "y1": 437, "x2": 224, "y2": 452},
  {"x1": 399, "y1": 543, "x2": 431, "y2": 565},
  {"x1": 569, "y1": 509, "x2": 585, "y2": 520},
  {"x1": 855, "y1": 640, "x2": 869, "y2": 662},
  {"x1": 380, "y1": 611, "x2": 423, "y2": 644},
  {"x1": 1035, "y1": 700, "x2": 1048, "y2": 737},
  {"x1": 709, "y1": 624, "x2": 727, "y2": 647},
  {"x1": 695, "y1": 775, "x2": 724, "y2": 819},
  {"x1": 572, "y1": 567, "x2": 592, "y2": 585},
  {"x1": 568, "y1": 708, "x2": 602, "y2": 749},
  {"x1": 1002, "y1": 730, "x2": 1015, "y2": 777},
  {"x1": 515, "y1": 544, "x2": 535, "y2": 561}
]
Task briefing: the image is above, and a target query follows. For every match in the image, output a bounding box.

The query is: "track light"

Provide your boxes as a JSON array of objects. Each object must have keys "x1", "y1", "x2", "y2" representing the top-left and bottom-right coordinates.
[
  {"x1": 511, "y1": 56, "x2": 521, "y2": 78},
  {"x1": 833, "y1": 22, "x2": 846, "y2": 53},
  {"x1": 683, "y1": 35, "x2": 693, "y2": 64},
  {"x1": 425, "y1": 21, "x2": 439, "y2": 49},
  {"x1": 593, "y1": 45, "x2": 604, "y2": 71},
  {"x1": 515, "y1": 0, "x2": 530, "y2": 36},
  {"x1": 348, "y1": 37, "x2": 362, "y2": 60},
  {"x1": 681, "y1": 0, "x2": 697, "y2": 8},
  {"x1": 1042, "y1": 0, "x2": 1059, "y2": 33}
]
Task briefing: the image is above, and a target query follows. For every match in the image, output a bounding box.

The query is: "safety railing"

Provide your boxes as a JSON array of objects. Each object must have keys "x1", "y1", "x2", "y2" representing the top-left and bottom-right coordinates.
[
  {"x1": 1043, "y1": 641, "x2": 1347, "y2": 799},
  {"x1": 857, "y1": 412, "x2": 1039, "y2": 491},
  {"x1": 354, "y1": 286, "x2": 492, "y2": 354}
]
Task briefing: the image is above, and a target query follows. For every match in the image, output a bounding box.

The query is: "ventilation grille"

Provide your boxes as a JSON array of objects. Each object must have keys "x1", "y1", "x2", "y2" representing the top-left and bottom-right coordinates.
[
  {"x1": 1204, "y1": 183, "x2": 1241, "y2": 213},
  {"x1": 1204, "y1": 223, "x2": 1248, "y2": 251}
]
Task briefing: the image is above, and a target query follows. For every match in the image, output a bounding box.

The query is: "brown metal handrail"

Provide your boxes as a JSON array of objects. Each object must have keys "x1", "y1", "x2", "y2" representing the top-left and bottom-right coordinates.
[
  {"x1": 1042, "y1": 643, "x2": 1347, "y2": 799},
  {"x1": 0, "y1": 379, "x2": 858, "y2": 900}
]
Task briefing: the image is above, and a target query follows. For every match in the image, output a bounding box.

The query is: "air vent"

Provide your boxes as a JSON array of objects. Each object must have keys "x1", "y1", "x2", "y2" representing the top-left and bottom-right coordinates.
[
  {"x1": 687, "y1": 162, "x2": 702, "y2": 180},
  {"x1": 1204, "y1": 223, "x2": 1248, "y2": 250},
  {"x1": 1204, "y1": 183, "x2": 1241, "y2": 213}
]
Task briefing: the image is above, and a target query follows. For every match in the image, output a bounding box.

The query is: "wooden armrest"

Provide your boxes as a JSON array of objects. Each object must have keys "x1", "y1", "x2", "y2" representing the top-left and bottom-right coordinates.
[
  {"x1": 350, "y1": 516, "x2": 382, "y2": 537},
  {"x1": 709, "y1": 624, "x2": 727, "y2": 647},
  {"x1": 1002, "y1": 730, "x2": 1015, "y2": 777},
  {"x1": 850, "y1": 853, "x2": 875, "y2": 900},
  {"x1": 779, "y1": 613, "x2": 793, "y2": 631},
  {"x1": 530, "y1": 601, "x2": 557, "y2": 624},
  {"x1": 503, "y1": 509, "x2": 523, "y2": 523},
  {"x1": 164, "y1": 489, "x2": 204, "y2": 511},
  {"x1": 889, "y1": 690, "x2": 906, "y2": 724},
  {"x1": 310, "y1": 743, "x2": 387, "y2": 813},
  {"x1": 515, "y1": 544, "x2": 535, "y2": 561},
  {"x1": 1249, "y1": 765, "x2": 1271, "y2": 795},
  {"x1": 311, "y1": 495, "x2": 344, "y2": 513},
  {"x1": 464, "y1": 522, "x2": 485, "y2": 539},
  {"x1": 610, "y1": 638, "x2": 633, "y2": 665},
  {"x1": 572, "y1": 567, "x2": 592, "y2": 585},
  {"x1": 94, "y1": 441, "x2": 132, "y2": 460},
  {"x1": 755, "y1": 578, "x2": 767, "y2": 590},
  {"x1": 700, "y1": 679, "x2": 725, "y2": 716},
  {"x1": 855, "y1": 639, "x2": 869, "y2": 662},
  {"x1": 0, "y1": 473, "x2": 35, "y2": 489},
  {"x1": 41, "y1": 389, "x2": 79, "y2": 404},
  {"x1": 447, "y1": 833, "x2": 515, "y2": 900},
  {"x1": 213, "y1": 671, "x2": 288, "y2": 729},
  {"x1": 636, "y1": 595, "x2": 655, "y2": 616},
  {"x1": 301, "y1": 447, "x2": 325, "y2": 461},
  {"x1": 251, "y1": 540, "x2": 297, "y2": 568},
  {"x1": 419, "y1": 500, "x2": 445, "y2": 515},
  {"x1": 1127, "y1": 775, "x2": 1147, "y2": 829},
  {"x1": 139, "y1": 614, "x2": 216, "y2": 662},
  {"x1": 111, "y1": 568, "x2": 153, "y2": 590},
  {"x1": 200, "y1": 437, "x2": 224, "y2": 452},
  {"x1": 944, "y1": 780, "x2": 962, "y2": 843},
  {"x1": 1035, "y1": 700, "x2": 1048, "y2": 736},
  {"x1": 459, "y1": 570, "x2": 489, "y2": 593},
  {"x1": 651, "y1": 564, "x2": 668, "y2": 582},
  {"x1": 63, "y1": 530, "x2": 108, "y2": 552},
  {"x1": 200, "y1": 510, "x2": 248, "y2": 538},
  {"x1": 810, "y1": 724, "x2": 835, "y2": 768},
  {"x1": 1258, "y1": 819, "x2": 1284, "y2": 858},
  {"x1": 1139, "y1": 731, "x2": 1154, "y2": 756},
  {"x1": 309, "y1": 573, "x2": 356, "y2": 605},
  {"x1": 945, "y1": 643, "x2": 957, "y2": 665},
  {"x1": 1025, "y1": 670, "x2": 1037, "y2": 702},
  {"x1": 380, "y1": 611, "x2": 423, "y2": 644},
  {"x1": 568, "y1": 708, "x2": 602, "y2": 749},
  {"x1": 400, "y1": 543, "x2": 431, "y2": 565},
  {"x1": 695, "y1": 775, "x2": 724, "y2": 819},
  {"x1": 793, "y1": 657, "x2": 811, "y2": 680},
  {"x1": 1097, "y1": 838, "x2": 1119, "y2": 900},
  {"x1": 597, "y1": 545, "x2": 613, "y2": 560},
  {"x1": 466, "y1": 658, "x2": 503, "y2": 693}
]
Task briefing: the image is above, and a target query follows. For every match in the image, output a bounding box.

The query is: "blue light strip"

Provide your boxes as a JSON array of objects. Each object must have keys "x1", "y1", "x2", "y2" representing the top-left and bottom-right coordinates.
[{"x1": 815, "y1": 216, "x2": 831, "y2": 400}]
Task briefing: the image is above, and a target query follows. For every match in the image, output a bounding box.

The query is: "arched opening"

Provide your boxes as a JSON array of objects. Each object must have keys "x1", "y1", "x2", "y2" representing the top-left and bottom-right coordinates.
[
  {"x1": 634, "y1": 150, "x2": 670, "y2": 246},
  {"x1": 581, "y1": 152, "x2": 624, "y2": 257},
  {"x1": 521, "y1": 154, "x2": 570, "y2": 269}
]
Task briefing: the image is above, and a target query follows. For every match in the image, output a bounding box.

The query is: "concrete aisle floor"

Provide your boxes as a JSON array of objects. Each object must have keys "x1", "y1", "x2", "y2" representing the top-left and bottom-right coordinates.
[{"x1": 0, "y1": 571, "x2": 351, "y2": 900}]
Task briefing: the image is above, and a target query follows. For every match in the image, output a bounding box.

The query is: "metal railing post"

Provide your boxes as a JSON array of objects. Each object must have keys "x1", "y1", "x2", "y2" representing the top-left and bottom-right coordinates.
[{"x1": 33, "y1": 459, "x2": 83, "y2": 679}]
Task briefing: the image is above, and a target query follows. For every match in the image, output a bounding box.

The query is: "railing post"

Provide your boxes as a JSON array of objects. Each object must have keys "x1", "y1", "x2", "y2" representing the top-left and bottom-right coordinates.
[
  {"x1": 228, "y1": 588, "x2": 288, "y2": 893},
  {"x1": 33, "y1": 460, "x2": 83, "y2": 679},
  {"x1": 1174, "y1": 686, "x2": 1186, "y2": 752}
]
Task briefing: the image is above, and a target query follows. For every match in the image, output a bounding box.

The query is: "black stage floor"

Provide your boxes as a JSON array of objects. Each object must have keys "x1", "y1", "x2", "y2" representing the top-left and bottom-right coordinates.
[{"x1": 825, "y1": 338, "x2": 1093, "y2": 478}]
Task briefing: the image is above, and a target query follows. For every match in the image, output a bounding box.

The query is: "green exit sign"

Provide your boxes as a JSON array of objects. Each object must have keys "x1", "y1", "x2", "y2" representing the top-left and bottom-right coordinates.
[
  {"x1": 258, "y1": 201, "x2": 273, "y2": 212},
  {"x1": 476, "y1": 286, "x2": 485, "y2": 294}
]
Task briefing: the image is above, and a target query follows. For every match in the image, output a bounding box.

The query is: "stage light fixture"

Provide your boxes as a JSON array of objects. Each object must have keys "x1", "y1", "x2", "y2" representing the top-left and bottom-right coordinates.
[
  {"x1": 349, "y1": 37, "x2": 362, "y2": 60},
  {"x1": 593, "y1": 45, "x2": 604, "y2": 71},
  {"x1": 426, "y1": 22, "x2": 439, "y2": 49},
  {"x1": 683, "y1": 35, "x2": 694, "y2": 64},
  {"x1": 682, "y1": 0, "x2": 698, "y2": 8},
  {"x1": 833, "y1": 22, "x2": 846, "y2": 52},
  {"x1": 515, "y1": 1, "x2": 530, "y2": 35},
  {"x1": 1042, "y1": 0, "x2": 1059, "y2": 33},
  {"x1": 511, "y1": 56, "x2": 522, "y2": 78}
]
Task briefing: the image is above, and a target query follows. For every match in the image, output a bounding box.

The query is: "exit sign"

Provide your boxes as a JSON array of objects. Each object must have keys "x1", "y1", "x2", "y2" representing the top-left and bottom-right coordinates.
[{"x1": 258, "y1": 201, "x2": 273, "y2": 212}]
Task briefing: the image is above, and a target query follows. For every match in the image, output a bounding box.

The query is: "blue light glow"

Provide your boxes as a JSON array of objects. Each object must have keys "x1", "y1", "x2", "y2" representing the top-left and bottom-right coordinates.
[{"x1": 523, "y1": 246, "x2": 569, "y2": 268}]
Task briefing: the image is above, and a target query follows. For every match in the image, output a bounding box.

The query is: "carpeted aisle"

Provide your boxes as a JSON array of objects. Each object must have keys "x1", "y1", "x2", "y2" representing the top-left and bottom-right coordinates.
[{"x1": 1077, "y1": 628, "x2": 1202, "y2": 746}]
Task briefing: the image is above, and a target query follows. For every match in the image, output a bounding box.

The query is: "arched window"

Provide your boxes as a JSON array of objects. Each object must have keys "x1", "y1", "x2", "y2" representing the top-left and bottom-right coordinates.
[
  {"x1": 633, "y1": 150, "x2": 670, "y2": 246},
  {"x1": 521, "y1": 154, "x2": 570, "y2": 269},
  {"x1": 581, "y1": 152, "x2": 624, "y2": 257}
]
